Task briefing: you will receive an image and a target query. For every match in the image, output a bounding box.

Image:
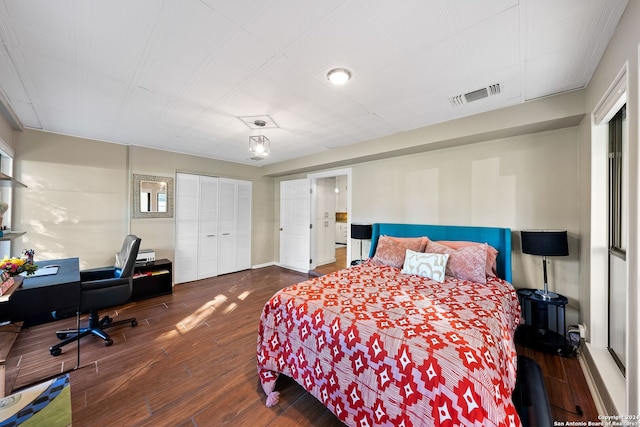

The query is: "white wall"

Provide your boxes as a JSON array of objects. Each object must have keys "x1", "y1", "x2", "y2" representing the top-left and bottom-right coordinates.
[{"x1": 13, "y1": 130, "x2": 129, "y2": 268}]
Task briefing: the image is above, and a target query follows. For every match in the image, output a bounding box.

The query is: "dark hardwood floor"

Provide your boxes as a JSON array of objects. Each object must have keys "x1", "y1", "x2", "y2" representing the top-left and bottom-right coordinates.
[
  {"x1": 4, "y1": 257, "x2": 598, "y2": 426},
  {"x1": 312, "y1": 246, "x2": 347, "y2": 276}
]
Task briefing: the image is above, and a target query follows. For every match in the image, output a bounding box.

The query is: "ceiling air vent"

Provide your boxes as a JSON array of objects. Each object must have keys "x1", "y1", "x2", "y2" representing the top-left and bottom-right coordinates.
[{"x1": 449, "y1": 83, "x2": 501, "y2": 107}]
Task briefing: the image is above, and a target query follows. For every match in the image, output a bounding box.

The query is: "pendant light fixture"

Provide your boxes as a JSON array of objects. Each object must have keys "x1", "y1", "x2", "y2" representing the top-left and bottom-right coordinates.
[{"x1": 249, "y1": 119, "x2": 270, "y2": 157}]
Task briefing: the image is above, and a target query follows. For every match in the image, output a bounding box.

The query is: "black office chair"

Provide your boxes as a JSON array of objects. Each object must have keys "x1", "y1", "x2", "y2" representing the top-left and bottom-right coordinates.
[{"x1": 50, "y1": 235, "x2": 141, "y2": 356}]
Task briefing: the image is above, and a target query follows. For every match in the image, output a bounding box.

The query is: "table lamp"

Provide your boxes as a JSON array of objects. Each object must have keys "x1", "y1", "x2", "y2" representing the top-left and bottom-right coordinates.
[
  {"x1": 351, "y1": 223, "x2": 372, "y2": 265},
  {"x1": 521, "y1": 230, "x2": 569, "y2": 300}
]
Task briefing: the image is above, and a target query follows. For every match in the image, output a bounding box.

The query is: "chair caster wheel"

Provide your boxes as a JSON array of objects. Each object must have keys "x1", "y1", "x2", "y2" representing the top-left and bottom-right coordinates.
[
  {"x1": 105, "y1": 338, "x2": 113, "y2": 346},
  {"x1": 56, "y1": 333, "x2": 68, "y2": 339},
  {"x1": 50, "y1": 348, "x2": 62, "y2": 357},
  {"x1": 131, "y1": 320, "x2": 138, "y2": 327},
  {"x1": 104, "y1": 317, "x2": 112, "y2": 325}
]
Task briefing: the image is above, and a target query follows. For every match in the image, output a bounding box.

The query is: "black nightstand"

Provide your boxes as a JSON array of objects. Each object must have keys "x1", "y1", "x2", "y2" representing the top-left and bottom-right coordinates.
[{"x1": 516, "y1": 288, "x2": 568, "y2": 353}]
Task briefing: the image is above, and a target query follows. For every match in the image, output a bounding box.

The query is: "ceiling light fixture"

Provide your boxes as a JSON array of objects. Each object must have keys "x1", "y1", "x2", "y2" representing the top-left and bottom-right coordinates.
[
  {"x1": 327, "y1": 68, "x2": 352, "y2": 85},
  {"x1": 249, "y1": 119, "x2": 270, "y2": 157}
]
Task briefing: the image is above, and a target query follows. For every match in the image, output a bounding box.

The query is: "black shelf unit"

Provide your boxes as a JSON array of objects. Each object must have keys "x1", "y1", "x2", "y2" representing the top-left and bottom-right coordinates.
[
  {"x1": 131, "y1": 259, "x2": 172, "y2": 301},
  {"x1": 516, "y1": 288, "x2": 568, "y2": 353}
]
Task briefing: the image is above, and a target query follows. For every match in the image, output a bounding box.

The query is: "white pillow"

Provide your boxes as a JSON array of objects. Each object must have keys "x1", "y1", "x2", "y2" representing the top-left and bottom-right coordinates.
[{"x1": 401, "y1": 249, "x2": 449, "y2": 283}]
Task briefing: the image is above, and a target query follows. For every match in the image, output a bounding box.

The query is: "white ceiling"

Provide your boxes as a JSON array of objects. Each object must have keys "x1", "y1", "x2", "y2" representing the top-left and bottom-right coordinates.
[{"x1": 0, "y1": 0, "x2": 628, "y2": 166}]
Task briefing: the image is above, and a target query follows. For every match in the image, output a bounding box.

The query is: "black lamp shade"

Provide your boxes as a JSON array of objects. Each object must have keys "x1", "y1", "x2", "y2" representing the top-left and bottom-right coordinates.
[
  {"x1": 521, "y1": 230, "x2": 569, "y2": 256},
  {"x1": 351, "y1": 223, "x2": 372, "y2": 240}
]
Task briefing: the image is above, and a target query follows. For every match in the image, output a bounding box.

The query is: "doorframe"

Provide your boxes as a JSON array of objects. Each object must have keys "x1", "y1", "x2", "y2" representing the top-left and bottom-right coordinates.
[{"x1": 307, "y1": 168, "x2": 352, "y2": 270}]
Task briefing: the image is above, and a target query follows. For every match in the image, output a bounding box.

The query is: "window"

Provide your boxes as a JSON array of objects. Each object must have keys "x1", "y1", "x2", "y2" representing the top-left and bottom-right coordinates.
[
  {"x1": 609, "y1": 105, "x2": 626, "y2": 254},
  {"x1": 0, "y1": 145, "x2": 15, "y2": 257},
  {"x1": 140, "y1": 192, "x2": 151, "y2": 212},
  {"x1": 608, "y1": 103, "x2": 627, "y2": 374},
  {"x1": 157, "y1": 193, "x2": 167, "y2": 212}
]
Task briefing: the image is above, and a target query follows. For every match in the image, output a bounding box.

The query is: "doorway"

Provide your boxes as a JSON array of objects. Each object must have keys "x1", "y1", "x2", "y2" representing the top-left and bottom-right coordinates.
[{"x1": 309, "y1": 169, "x2": 351, "y2": 275}]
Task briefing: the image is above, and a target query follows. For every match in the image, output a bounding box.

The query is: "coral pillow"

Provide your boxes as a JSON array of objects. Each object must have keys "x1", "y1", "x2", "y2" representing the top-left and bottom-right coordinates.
[
  {"x1": 386, "y1": 236, "x2": 429, "y2": 252},
  {"x1": 425, "y1": 240, "x2": 488, "y2": 284},
  {"x1": 401, "y1": 249, "x2": 449, "y2": 283},
  {"x1": 370, "y1": 235, "x2": 425, "y2": 268},
  {"x1": 437, "y1": 240, "x2": 498, "y2": 277}
]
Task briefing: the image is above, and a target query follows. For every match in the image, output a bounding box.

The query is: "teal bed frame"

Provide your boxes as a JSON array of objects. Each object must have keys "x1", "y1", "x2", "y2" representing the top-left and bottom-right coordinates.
[{"x1": 368, "y1": 223, "x2": 513, "y2": 283}]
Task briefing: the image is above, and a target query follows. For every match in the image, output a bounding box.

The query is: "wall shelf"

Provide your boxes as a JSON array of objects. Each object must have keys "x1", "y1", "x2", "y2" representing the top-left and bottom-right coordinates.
[
  {"x1": 0, "y1": 173, "x2": 25, "y2": 188},
  {"x1": 0, "y1": 231, "x2": 26, "y2": 241}
]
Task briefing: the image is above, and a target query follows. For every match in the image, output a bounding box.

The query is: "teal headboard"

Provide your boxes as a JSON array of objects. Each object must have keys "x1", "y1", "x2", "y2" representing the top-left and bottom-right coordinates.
[{"x1": 369, "y1": 223, "x2": 512, "y2": 282}]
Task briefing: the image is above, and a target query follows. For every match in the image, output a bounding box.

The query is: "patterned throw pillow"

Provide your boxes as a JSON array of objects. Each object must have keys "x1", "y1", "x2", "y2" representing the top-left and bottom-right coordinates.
[
  {"x1": 425, "y1": 240, "x2": 488, "y2": 283},
  {"x1": 401, "y1": 249, "x2": 449, "y2": 283},
  {"x1": 370, "y1": 235, "x2": 425, "y2": 268},
  {"x1": 436, "y1": 240, "x2": 499, "y2": 277}
]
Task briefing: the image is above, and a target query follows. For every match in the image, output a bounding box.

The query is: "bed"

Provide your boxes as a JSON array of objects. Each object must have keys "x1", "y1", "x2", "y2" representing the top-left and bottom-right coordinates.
[{"x1": 257, "y1": 223, "x2": 521, "y2": 426}]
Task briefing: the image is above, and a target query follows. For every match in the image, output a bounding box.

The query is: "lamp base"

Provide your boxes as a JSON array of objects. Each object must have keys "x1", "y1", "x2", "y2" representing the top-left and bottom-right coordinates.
[{"x1": 535, "y1": 289, "x2": 560, "y2": 300}]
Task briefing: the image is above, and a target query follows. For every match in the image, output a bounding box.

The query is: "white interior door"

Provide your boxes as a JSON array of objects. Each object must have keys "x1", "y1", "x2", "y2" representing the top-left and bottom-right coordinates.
[
  {"x1": 197, "y1": 176, "x2": 219, "y2": 280},
  {"x1": 280, "y1": 179, "x2": 311, "y2": 272}
]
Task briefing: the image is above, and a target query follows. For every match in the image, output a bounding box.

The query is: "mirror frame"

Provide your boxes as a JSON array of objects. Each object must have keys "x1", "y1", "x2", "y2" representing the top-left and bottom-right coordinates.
[{"x1": 132, "y1": 174, "x2": 174, "y2": 219}]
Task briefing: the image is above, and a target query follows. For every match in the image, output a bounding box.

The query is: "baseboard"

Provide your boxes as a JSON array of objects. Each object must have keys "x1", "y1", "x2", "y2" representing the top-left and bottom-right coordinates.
[
  {"x1": 251, "y1": 262, "x2": 276, "y2": 269},
  {"x1": 578, "y1": 345, "x2": 607, "y2": 416},
  {"x1": 580, "y1": 340, "x2": 624, "y2": 415},
  {"x1": 273, "y1": 263, "x2": 309, "y2": 274}
]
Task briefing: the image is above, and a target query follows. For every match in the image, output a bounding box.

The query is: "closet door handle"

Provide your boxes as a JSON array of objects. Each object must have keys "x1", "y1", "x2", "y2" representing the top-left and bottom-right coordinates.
[
  {"x1": 222, "y1": 233, "x2": 231, "y2": 236},
  {"x1": 207, "y1": 234, "x2": 216, "y2": 237}
]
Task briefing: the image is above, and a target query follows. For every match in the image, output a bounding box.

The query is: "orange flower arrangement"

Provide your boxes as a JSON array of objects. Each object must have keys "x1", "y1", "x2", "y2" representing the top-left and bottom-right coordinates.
[{"x1": 0, "y1": 249, "x2": 38, "y2": 276}]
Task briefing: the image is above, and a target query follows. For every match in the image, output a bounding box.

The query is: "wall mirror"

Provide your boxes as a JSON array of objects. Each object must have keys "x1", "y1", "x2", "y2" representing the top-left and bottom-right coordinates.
[{"x1": 132, "y1": 174, "x2": 174, "y2": 218}]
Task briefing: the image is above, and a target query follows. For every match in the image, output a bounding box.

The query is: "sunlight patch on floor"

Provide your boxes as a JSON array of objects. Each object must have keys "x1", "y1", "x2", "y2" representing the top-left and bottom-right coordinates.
[
  {"x1": 167, "y1": 294, "x2": 228, "y2": 335},
  {"x1": 223, "y1": 302, "x2": 237, "y2": 314}
]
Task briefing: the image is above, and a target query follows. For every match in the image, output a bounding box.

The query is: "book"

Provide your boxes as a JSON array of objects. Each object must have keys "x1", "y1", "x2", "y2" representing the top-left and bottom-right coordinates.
[
  {"x1": 150, "y1": 269, "x2": 170, "y2": 276},
  {"x1": 0, "y1": 276, "x2": 15, "y2": 296}
]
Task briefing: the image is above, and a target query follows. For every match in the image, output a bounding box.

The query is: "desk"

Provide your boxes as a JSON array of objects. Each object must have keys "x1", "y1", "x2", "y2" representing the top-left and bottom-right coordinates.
[
  {"x1": 0, "y1": 258, "x2": 81, "y2": 396},
  {"x1": 0, "y1": 258, "x2": 81, "y2": 326},
  {"x1": 0, "y1": 321, "x2": 22, "y2": 397}
]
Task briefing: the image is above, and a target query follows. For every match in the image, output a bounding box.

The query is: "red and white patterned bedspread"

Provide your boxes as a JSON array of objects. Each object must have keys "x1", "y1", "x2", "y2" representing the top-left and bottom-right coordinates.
[{"x1": 257, "y1": 263, "x2": 522, "y2": 427}]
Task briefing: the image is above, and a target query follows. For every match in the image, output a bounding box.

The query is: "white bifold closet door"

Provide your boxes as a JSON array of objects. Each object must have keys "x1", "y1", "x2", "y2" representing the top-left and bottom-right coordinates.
[
  {"x1": 197, "y1": 176, "x2": 219, "y2": 280},
  {"x1": 175, "y1": 173, "x2": 219, "y2": 283},
  {"x1": 218, "y1": 179, "x2": 237, "y2": 275},
  {"x1": 235, "y1": 180, "x2": 252, "y2": 270},
  {"x1": 175, "y1": 173, "x2": 200, "y2": 284},
  {"x1": 175, "y1": 173, "x2": 251, "y2": 284},
  {"x1": 218, "y1": 178, "x2": 252, "y2": 275}
]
